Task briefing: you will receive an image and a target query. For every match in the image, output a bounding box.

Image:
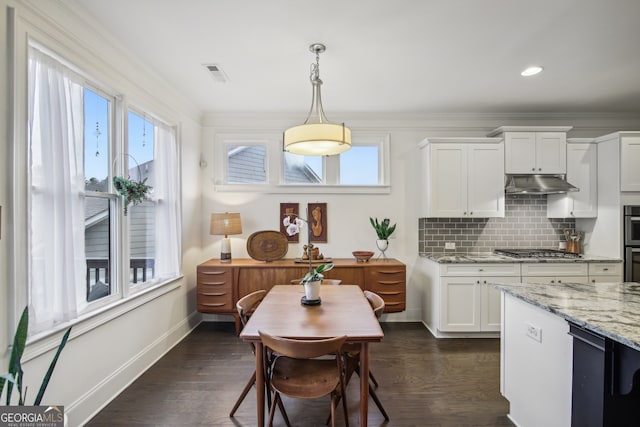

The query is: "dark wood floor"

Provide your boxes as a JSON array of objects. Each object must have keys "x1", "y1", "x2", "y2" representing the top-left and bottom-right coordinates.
[{"x1": 87, "y1": 322, "x2": 513, "y2": 426}]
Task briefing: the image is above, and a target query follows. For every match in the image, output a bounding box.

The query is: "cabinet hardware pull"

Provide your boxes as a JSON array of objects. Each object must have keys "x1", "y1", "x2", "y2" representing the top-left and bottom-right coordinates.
[
  {"x1": 531, "y1": 167, "x2": 535, "y2": 171},
  {"x1": 603, "y1": 268, "x2": 609, "y2": 271},
  {"x1": 200, "y1": 270, "x2": 227, "y2": 275},
  {"x1": 378, "y1": 281, "x2": 402, "y2": 285},
  {"x1": 201, "y1": 292, "x2": 225, "y2": 296},
  {"x1": 377, "y1": 270, "x2": 404, "y2": 274},
  {"x1": 476, "y1": 280, "x2": 480, "y2": 284},
  {"x1": 201, "y1": 281, "x2": 226, "y2": 286},
  {"x1": 478, "y1": 268, "x2": 484, "y2": 272},
  {"x1": 200, "y1": 302, "x2": 226, "y2": 307},
  {"x1": 377, "y1": 291, "x2": 401, "y2": 295}
]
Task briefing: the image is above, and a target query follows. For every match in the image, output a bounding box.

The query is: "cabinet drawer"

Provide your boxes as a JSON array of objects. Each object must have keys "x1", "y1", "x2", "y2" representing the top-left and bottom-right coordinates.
[
  {"x1": 521, "y1": 263, "x2": 588, "y2": 277},
  {"x1": 440, "y1": 263, "x2": 520, "y2": 277},
  {"x1": 588, "y1": 263, "x2": 622, "y2": 276},
  {"x1": 198, "y1": 267, "x2": 232, "y2": 285}
]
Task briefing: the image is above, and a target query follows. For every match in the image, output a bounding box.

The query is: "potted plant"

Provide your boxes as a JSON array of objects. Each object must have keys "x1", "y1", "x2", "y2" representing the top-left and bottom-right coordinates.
[
  {"x1": 299, "y1": 263, "x2": 334, "y2": 301},
  {"x1": 113, "y1": 175, "x2": 152, "y2": 215},
  {"x1": 283, "y1": 212, "x2": 335, "y2": 302},
  {"x1": 369, "y1": 217, "x2": 397, "y2": 258},
  {"x1": 1, "y1": 307, "x2": 71, "y2": 414}
]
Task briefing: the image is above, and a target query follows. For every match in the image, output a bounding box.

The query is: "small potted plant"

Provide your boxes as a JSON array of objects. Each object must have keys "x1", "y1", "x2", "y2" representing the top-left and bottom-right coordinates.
[
  {"x1": 369, "y1": 217, "x2": 397, "y2": 258},
  {"x1": 300, "y1": 263, "x2": 334, "y2": 300}
]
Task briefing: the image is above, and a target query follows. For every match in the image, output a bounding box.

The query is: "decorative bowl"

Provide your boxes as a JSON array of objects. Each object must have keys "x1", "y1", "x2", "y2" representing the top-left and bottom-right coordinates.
[{"x1": 352, "y1": 251, "x2": 374, "y2": 262}]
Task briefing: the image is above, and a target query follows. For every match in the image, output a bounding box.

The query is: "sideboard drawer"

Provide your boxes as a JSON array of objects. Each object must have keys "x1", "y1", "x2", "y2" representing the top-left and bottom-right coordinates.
[
  {"x1": 197, "y1": 267, "x2": 233, "y2": 312},
  {"x1": 365, "y1": 265, "x2": 406, "y2": 312}
]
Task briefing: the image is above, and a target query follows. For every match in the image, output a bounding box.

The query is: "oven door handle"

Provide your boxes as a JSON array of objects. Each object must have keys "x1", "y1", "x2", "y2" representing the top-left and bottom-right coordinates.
[
  {"x1": 630, "y1": 248, "x2": 640, "y2": 253},
  {"x1": 630, "y1": 217, "x2": 640, "y2": 221}
]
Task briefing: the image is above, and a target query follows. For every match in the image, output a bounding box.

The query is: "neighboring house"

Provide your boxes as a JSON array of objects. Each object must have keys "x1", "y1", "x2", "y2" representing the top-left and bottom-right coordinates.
[
  {"x1": 85, "y1": 160, "x2": 156, "y2": 300},
  {"x1": 228, "y1": 145, "x2": 321, "y2": 183}
]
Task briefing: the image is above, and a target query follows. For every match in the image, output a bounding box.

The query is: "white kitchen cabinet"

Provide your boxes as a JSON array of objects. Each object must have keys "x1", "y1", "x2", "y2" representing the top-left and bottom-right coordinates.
[
  {"x1": 588, "y1": 262, "x2": 623, "y2": 283},
  {"x1": 547, "y1": 140, "x2": 598, "y2": 218},
  {"x1": 521, "y1": 262, "x2": 588, "y2": 284},
  {"x1": 620, "y1": 136, "x2": 640, "y2": 191},
  {"x1": 487, "y1": 126, "x2": 572, "y2": 174},
  {"x1": 419, "y1": 138, "x2": 504, "y2": 218},
  {"x1": 438, "y1": 264, "x2": 521, "y2": 332}
]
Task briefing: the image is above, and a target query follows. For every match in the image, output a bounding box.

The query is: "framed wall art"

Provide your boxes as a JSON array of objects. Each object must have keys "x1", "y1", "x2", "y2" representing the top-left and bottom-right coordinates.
[
  {"x1": 308, "y1": 202, "x2": 327, "y2": 243},
  {"x1": 280, "y1": 202, "x2": 299, "y2": 243}
]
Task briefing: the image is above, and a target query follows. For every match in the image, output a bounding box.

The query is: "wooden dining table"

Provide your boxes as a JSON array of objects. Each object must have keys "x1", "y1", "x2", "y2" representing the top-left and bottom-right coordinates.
[{"x1": 239, "y1": 284, "x2": 385, "y2": 427}]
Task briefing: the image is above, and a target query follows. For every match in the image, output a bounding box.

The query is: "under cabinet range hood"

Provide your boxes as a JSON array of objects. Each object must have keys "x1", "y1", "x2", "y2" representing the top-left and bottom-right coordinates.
[{"x1": 505, "y1": 174, "x2": 579, "y2": 194}]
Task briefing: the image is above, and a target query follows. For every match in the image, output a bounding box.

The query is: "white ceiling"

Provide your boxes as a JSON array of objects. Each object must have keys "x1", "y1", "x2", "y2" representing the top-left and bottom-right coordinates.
[{"x1": 70, "y1": 0, "x2": 640, "y2": 115}]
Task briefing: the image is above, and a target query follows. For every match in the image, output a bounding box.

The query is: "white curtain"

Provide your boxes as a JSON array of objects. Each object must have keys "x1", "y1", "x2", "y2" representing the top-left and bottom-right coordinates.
[
  {"x1": 153, "y1": 124, "x2": 181, "y2": 279},
  {"x1": 28, "y1": 47, "x2": 87, "y2": 334}
]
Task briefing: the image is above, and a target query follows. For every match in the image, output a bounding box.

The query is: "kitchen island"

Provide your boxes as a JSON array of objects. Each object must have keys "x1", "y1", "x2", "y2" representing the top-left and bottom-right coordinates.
[{"x1": 495, "y1": 281, "x2": 640, "y2": 427}]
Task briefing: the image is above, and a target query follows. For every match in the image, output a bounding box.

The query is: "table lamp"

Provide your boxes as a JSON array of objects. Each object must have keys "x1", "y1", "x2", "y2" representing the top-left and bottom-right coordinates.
[{"x1": 210, "y1": 212, "x2": 242, "y2": 262}]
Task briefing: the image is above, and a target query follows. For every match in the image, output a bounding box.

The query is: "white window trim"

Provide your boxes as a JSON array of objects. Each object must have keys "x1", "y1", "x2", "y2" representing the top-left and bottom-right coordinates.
[{"x1": 213, "y1": 131, "x2": 391, "y2": 194}]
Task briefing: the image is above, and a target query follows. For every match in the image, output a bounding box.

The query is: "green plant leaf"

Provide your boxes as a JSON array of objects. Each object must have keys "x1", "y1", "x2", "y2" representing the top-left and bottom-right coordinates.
[
  {"x1": 34, "y1": 326, "x2": 71, "y2": 406},
  {"x1": 2, "y1": 307, "x2": 28, "y2": 405}
]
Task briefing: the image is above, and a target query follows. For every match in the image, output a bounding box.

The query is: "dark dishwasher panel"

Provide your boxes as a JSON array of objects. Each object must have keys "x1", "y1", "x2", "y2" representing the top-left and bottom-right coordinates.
[{"x1": 569, "y1": 323, "x2": 640, "y2": 427}]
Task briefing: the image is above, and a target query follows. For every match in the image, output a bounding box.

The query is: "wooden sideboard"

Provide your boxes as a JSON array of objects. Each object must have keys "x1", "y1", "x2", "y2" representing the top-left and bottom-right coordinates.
[{"x1": 197, "y1": 258, "x2": 406, "y2": 333}]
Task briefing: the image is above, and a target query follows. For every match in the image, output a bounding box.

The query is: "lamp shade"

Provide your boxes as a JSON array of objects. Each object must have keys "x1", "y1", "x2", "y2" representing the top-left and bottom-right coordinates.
[
  {"x1": 283, "y1": 123, "x2": 352, "y2": 156},
  {"x1": 210, "y1": 212, "x2": 242, "y2": 236}
]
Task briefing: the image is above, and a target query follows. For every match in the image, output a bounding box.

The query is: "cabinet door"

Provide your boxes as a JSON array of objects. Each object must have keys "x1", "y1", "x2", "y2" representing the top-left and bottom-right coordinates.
[
  {"x1": 568, "y1": 143, "x2": 597, "y2": 217},
  {"x1": 620, "y1": 136, "x2": 640, "y2": 191},
  {"x1": 535, "y1": 132, "x2": 567, "y2": 174},
  {"x1": 547, "y1": 142, "x2": 597, "y2": 218},
  {"x1": 428, "y1": 144, "x2": 467, "y2": 217},
  {"x1": 439, "y1": 277, "x2": 480, "y2": 332},
  {"x1": 480, "y1": 276, "x2": 520, "y2": 331},
  {"x1": 467, "y1": 143, "x2": 505, "y2": 217},
  {"x1": 505, "y1": 132, "x2": 536, "y2": 173}
]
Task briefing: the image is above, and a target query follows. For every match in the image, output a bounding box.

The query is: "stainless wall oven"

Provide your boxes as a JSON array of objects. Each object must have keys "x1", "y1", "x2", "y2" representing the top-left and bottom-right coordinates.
[{"x1": 624, "y1": 206, "x2": 640, "y2": 281}]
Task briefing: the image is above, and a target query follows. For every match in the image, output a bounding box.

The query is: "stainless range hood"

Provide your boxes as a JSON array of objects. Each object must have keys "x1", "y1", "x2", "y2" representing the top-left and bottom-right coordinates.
[{"x1": 505, "y1": 174, "x2": 579, "y2": 194}]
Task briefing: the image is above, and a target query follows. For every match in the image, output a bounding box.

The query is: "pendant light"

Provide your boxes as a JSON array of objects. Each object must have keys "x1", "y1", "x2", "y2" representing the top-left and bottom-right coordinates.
[{"x1": 283, "y1": 43, "x2": 351, "y2": 156}]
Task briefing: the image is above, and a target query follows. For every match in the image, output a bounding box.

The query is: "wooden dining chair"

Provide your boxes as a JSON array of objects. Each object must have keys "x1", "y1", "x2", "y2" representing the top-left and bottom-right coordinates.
[
  {"x1": 229, "y1": 290, "x2": 269, "y2": 417},
  {"x1": 259, "y1": 331, "x2": 349, "y2": 427}
]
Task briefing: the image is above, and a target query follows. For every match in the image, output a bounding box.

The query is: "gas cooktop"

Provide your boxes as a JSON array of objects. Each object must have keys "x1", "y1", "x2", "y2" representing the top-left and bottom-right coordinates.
[{"x1": 494, "y1": 248, "x2": 580, "y2": 259}]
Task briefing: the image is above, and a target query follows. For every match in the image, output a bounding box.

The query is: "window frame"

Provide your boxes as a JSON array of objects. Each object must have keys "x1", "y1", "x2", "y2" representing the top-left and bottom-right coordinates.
[
  {"x1": 17, "y1": 39, "x2": 182, "y2": 343},
  {"x1": 213, "y1": 131, "x2": 391, "y2": 194}
]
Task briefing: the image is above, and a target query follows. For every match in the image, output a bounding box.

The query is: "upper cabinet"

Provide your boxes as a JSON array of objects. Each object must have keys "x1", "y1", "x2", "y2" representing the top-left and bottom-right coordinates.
[
  {"x1": 419, "y1": 138, "x2": 505, "y2": 218},
  {"x1": 620, "y1": 135, "x2": 640, "y2": 191},
  {"x1": 487, "y1": 126, "x2": 573, "y2": 174},
  {"x1": 547, "y1": 140, "x2": 598, "y2": 218}
]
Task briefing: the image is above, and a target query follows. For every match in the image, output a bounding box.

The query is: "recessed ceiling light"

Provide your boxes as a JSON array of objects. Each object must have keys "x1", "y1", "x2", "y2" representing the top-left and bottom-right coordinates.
[{"x1": 521, "y1": 66, "x2": 543, "y2": 77}]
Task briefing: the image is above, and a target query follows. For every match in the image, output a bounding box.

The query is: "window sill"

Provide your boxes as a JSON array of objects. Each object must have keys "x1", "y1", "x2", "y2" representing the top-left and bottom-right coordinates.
[
  {"x1": 22, "y1": 276, "x2": 183, "y2": 363},
  {"x1": 214, "y1": 183, "x2": 391, "y2": 194}
]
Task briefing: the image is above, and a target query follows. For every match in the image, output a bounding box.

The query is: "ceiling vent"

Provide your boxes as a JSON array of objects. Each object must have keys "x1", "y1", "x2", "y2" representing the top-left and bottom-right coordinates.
[{"x1": 203, "y1": 64, "x2": 228, "y2": 83}]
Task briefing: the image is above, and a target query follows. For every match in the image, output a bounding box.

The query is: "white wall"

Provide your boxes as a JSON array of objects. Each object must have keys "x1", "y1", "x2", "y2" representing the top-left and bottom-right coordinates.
[
  {"x1": 201, "y1": 114, "x2": 640, "y2": 324},
  {"x1": 1, "y1": 1, "x2": 203, "y2": 425}
]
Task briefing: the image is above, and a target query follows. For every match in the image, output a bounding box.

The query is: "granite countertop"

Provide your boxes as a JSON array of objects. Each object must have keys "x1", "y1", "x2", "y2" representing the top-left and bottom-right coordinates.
[
  {"x1": 420, "y1": 253, "x2": 622, "y2": 264},
  {"x1": 495, "y1": 281, "x2": 640, "y2": 351}
]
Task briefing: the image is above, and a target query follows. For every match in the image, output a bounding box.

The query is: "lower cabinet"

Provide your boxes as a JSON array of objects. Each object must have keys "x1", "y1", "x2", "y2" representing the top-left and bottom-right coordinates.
[
  {"x1": 438, "y1": 263, "x2": 521, "y2": 333},
  {"x1": 521, "y1": 263, "x2": 588, "y2": 285},
  {"x1": 588, "y1": 262, "x2": 623, "y2": 283}
]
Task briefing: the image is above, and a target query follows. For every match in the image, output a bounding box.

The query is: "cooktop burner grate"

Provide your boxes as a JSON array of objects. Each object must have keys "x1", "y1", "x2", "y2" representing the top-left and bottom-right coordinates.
[{"x1": 494, "y1": 248, "x2": 580, "y2": 259}]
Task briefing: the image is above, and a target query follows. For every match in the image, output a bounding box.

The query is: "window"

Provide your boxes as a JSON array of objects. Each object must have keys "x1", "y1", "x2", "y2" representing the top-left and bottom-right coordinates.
[
  {"x1": 27, "y1": 44, "x2": 181, "y2": 335},
  {"x1": 217, "y1": 132, "x2": 389, "y2": 192},
  {"x1": 127, "y1": 111, "x2": 156, "y2": 288},
  {"x1": 227, "y1": 145, "x2": 267, "y2": 183},
  {"x1": 283, "y1": 153, "x2": 323, "y2": 184},
  {"x1": 339, "y1": 145, "x2": 379, "y2": 185}
]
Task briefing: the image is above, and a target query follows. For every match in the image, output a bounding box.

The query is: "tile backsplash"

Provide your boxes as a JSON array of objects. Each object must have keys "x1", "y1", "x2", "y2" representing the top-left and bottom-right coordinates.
[{"x1": 418, "y1": 194, "x2": 575, "y2": 254}]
